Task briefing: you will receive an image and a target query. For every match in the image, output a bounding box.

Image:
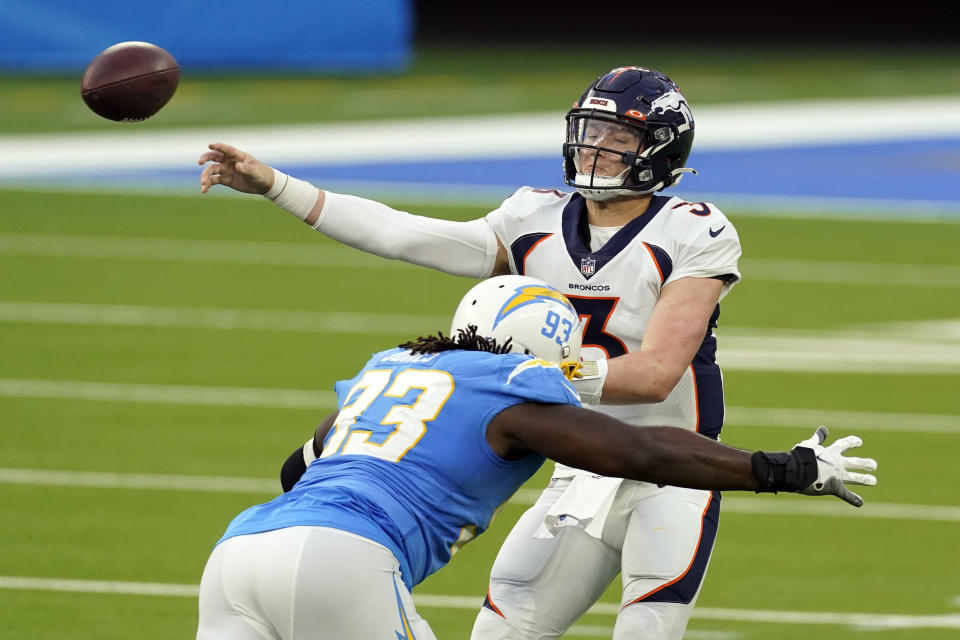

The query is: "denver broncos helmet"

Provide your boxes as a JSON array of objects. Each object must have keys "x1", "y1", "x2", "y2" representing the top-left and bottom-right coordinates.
[
  {"x1": 450, "y1": 275, "x2": 582, "y2": 364},
  {"x1": 564, "y1": 66, "x2": 696, "y2": 200}
]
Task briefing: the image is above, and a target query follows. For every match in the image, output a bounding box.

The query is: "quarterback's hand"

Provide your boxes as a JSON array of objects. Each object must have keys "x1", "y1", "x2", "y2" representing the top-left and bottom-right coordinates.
[
  {"x1": 198, "y1": 142, "x2": 274, "y2": 195},
  {"x1": 794, "y1": 426, "x2": 877, "y2": 507}
]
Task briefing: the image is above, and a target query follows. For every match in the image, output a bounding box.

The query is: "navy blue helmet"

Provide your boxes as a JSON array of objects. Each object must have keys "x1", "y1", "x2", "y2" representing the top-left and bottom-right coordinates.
[{"x1": 563, "y1": 67, "x2": 696, "y2": 200}]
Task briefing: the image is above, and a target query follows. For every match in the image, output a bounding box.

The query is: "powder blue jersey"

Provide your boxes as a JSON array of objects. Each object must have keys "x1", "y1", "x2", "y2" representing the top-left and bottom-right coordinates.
[{"x1": 219, "y1": 347, "x2": 581, "y2": 590}]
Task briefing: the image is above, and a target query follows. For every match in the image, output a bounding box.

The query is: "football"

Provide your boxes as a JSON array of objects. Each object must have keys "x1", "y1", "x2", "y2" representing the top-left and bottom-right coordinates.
[{"x1": 80, "y1": 41, "x2": 180, "y2": 122}]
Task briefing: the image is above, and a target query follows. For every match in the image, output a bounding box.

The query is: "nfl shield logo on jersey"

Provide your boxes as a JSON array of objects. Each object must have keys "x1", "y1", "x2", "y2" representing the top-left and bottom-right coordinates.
[{"x1": 580, "y1": 257, "x2": 596, "y2": 276}]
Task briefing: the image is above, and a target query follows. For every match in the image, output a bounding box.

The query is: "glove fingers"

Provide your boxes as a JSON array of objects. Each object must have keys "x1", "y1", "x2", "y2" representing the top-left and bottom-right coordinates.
[
  {"x1": 844, "y1": 471, "x2": 878, "y2": 486},
  {"x1": 843, "y1": 456, "x2": 878, "y2": 472},
  {"x1": 829, "y1": 435, "x2": 863, "y2": 453},
  {"x1": 828, "y1": 478, "x2": 864, "y2": 507},
  {"x1": 840, "y1": 487, "x2": 864, "y2": 508},
  {"x1": 796, "y1": 426, "x2": 829, "y2": 449}
]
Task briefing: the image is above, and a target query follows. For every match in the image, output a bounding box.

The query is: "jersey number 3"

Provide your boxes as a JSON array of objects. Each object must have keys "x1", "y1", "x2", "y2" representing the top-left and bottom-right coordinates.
[
  {"x1": 566, "y1": 296, "x2": 628, "y2": 358},
  {"x1": 321, "y1": 369, "x2": 454, "y2": 463}
]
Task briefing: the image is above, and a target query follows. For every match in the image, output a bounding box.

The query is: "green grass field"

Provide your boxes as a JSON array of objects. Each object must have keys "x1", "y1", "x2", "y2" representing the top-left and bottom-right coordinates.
[
  {"x1": 1, "y1": 188, "x2": 958, "y2": 639},
  {"x1": 2, "y1": 45, "x2": 959, "y2": 639}
]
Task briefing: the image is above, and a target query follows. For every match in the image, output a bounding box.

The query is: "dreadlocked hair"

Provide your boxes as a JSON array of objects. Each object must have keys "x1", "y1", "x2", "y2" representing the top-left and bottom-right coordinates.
[{"x1": 399, "y1": 325, "x2": 515, "y2": 356}]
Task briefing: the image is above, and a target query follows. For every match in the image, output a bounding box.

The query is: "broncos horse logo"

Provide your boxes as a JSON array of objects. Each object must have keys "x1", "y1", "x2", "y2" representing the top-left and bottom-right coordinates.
[{"x1": 649, "y1": 90, "x2": 694, "y2": 128}]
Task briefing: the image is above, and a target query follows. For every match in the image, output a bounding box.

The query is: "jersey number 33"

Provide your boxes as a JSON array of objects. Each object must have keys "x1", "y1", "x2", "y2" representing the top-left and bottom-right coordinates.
[{"x1": 320, "y1": 369, "x2": 455, "y2": 463}]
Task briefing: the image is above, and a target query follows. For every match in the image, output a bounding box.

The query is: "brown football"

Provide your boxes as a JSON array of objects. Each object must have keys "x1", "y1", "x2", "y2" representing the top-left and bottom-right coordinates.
[{"x1": 81, "y1": 41, "x2": 180, "y2": 122}]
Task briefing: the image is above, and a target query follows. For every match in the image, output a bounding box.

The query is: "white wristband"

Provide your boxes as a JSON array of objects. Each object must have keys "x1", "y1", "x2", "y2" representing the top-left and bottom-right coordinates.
[
  {"x1": 302, "y1": 438, "x2": 318, "y2": 466},
  {"x1": 264, "y1": 169, "x2": 320, "y2": 221},
  {"x1": 571, "y1": 359, "x2": 608, "y2": 404}
]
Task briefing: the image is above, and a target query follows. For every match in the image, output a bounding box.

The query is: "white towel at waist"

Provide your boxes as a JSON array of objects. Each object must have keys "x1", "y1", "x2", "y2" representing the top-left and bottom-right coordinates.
[{"x1": 533, "y1": 474, "x2": 623, "y2": 540}]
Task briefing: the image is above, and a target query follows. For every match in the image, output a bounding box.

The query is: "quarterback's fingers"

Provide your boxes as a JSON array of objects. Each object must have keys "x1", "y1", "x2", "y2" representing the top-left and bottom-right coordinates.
[
  {"x1": 844, "y1": 471, "x2": 877, "y2": 486},
  {"x1": 199, "y1": 163, "x2": 221, "y2": 193},
  {"x1": 200, "y1": 163, "x2": 220, "y2": 184},
  {"x1": 197, "y1": 150, "x2": 224, "y2": 165},
  {"x1": 208, "y1": 142, "x2": 243, "y2": 159},
  {"x1": 828, "y1": 435, "x2": 863, "y2": 453},
  {"x1": 843, "y1": 456, "x2": 877, "y2": 472}
]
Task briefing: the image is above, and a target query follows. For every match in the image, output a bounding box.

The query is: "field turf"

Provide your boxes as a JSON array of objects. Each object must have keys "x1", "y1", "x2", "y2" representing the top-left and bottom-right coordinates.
[{"x1": 0, "y1": 186, "x2": 957, "y2": 639}]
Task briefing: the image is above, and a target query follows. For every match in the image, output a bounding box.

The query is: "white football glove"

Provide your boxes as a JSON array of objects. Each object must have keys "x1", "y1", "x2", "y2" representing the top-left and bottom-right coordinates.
[
  {"x1": 794, "y1": 426, "x2": 878, "y2": 507},
  {"x1": 571, "y1": 359, "x2": 607, "y2": 404}
]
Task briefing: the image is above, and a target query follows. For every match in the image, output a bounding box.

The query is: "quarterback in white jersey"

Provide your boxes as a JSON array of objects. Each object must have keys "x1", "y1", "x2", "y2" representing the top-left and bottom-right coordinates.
[
  {"x1": 487, "y1": 185, "x2": 740, "y2": 437},
  {"x1": 198, "y1": 66, "x2": 743, "y2": 639},
  {"x1": 476, "y1": 191, "x2": 739, "y2": 638}
]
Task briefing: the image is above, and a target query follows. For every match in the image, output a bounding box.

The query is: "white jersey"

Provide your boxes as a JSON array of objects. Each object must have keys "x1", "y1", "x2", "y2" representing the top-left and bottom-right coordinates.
[{"x1": 486, "y1": 187, "x2": 741, "y2": 476}]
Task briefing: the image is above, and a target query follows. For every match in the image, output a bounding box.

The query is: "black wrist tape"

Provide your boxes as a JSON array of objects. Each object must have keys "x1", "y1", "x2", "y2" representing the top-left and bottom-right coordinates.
[
  {"x1": 280, "y1": 444, "x2": 308, "y2": 493},
  {"x1": 751, "y1": 448, "x2": 818, "y2": 493}
]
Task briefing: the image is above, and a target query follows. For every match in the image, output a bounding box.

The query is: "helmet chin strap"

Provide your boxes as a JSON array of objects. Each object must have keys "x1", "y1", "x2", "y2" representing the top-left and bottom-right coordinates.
[
  {"x1": 573, "y1": 168, "x2": 636, "y2": 201},
  {"x1": 668, "y1": 167, "x2": 697, "y2": 186},
  {"x1": 574, "y1": 166, "x2": 699, "y2": 200}
]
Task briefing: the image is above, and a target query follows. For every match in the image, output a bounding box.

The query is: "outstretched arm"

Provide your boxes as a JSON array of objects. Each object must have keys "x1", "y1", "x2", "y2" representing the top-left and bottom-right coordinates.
[
  {"x1": 491, "y1": 402, "x2": 756, "y2": 489},
  {"x1": 198, "y1": 143, "x2": 509, "y2": 278},
  {"x1": 488, "y1": 403, "x2": 877, "y2": 505}
]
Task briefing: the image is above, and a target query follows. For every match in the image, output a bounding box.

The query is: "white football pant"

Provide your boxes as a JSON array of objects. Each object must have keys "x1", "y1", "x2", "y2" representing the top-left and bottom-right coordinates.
[
  {"x1": 197, "y1": 526, "x2": 436, "y2": 640},
  {"x1": 471, "y1": 479, "x2": 719, "y2": 640}
]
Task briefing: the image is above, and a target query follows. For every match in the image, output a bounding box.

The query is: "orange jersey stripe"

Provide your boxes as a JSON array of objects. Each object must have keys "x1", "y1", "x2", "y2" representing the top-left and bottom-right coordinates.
[
  {"x1": 521, "y1": 233, "x2": 553, "y2": 273},
  {"x1": 642, "y1": 242, "x2": 665, "y2": 284}
]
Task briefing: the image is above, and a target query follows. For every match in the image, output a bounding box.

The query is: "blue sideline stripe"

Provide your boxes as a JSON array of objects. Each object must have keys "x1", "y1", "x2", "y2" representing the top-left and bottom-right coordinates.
[{"x1": 4, "y1": 137, "x2": 958, "y2": 215}]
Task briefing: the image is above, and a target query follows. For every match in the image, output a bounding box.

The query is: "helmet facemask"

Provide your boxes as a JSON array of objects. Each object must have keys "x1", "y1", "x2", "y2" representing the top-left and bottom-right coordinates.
[
  {"x1": 564, "y1": 113, "x2": 683, "y2": 200},
  {"x1": 562, "y1": 67, "x2": 697, "y2": 200}
]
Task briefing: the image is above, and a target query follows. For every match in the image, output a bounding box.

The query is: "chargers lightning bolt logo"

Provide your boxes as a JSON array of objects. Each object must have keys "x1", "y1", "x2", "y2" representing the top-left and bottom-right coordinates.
[{"x1": 493, "y1": 285, "x2": 576, "y2": 330}]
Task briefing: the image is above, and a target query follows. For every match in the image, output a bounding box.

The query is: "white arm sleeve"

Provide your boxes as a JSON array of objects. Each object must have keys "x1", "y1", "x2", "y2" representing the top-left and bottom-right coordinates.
[{"x1": 312, "y1": 191, "x2": 500, "y2": 278}]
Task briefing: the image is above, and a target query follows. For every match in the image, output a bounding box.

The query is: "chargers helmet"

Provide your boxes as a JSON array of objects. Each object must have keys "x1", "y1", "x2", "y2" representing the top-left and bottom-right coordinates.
[
  {"x1": 563, "y1": 66, "x2": 696, "y2": 200},
  {"x1": 450, "y1": 275, "x2": 582, "y2": 364}
]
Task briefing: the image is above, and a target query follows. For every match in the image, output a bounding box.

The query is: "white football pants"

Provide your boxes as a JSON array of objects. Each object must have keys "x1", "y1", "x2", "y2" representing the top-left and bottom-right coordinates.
[
  {"x1": 471, "y1": 479, "x2": 719, "y2": 640},
  {"x1": 197, "y1": 526, "x2": 436, "y2": 640}
]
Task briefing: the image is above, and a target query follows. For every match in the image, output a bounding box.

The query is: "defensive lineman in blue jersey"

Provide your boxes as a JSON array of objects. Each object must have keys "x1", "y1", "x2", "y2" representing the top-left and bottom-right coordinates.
[
  {"x1": 197, "y1": 277, "x2": 876, "y2": 640},
  {"x1": 219, "y1": 346, "x2": 580, "y2": 592}
]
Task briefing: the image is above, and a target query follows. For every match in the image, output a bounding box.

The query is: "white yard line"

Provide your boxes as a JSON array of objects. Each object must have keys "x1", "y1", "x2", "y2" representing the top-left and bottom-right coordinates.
[
  {"x1": 0, "y1": 301, "x2": 447, "y2": 335},
  {"x1": 2, "y1": 233, "x2": 959, "y2": 288},
  {"x1": 1, "y1": 467, "x2": 957, "y2": 522},
  {"x1": 3, "y1": 300, "x2": 960, "y2": 373},
  {"x1": 0, "y1": 233, "x2": 398, "y2": 270},
  {"x1": 741, "y1": 258, "x2": 960, "y2": 289},
  {"x1": 0, "y1": 576, "x2": 957, "y2": 629},
  {"x1": 717, "y1": 340, "x2": 960, "y2": 373},
  {"x1": 727, "y1": 406, "x2": 960, "y2": 434},
  {"x1": 0, "y1": 378, "x2": 956, "y2": 432},
  {"x1": 0, "y1": 468, "x2": 280, "y2": 494},
  {"x1": 0, "y1": 378, "x2": 337, "y2": 409},
  {"x1": 0, "y1": 576, "x2": 199, "y2": 597}
]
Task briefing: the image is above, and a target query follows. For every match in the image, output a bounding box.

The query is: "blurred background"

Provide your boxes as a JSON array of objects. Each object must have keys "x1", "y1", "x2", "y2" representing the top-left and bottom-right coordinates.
[{"x1": 1, "y1": 1, "x2": 958, "y2": 639}]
